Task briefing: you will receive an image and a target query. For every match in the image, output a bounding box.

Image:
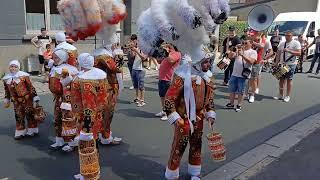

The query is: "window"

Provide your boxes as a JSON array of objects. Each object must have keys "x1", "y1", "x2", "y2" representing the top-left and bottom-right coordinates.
[
  {"x1": 25, "y1": 0, "x2": 64, "y2": 33},
  {"x1": 267, "y1": 21, "x2": 309, "y2": 36},
  {"x1": 50, "y1": 0, "x2": 64, "y2": 30},
  {"x1": 307, "y1": 22, "x2": 315, "y2": 34},
  {"x1": 25, "y1": 0, "x2": 45, "y2": 31}
]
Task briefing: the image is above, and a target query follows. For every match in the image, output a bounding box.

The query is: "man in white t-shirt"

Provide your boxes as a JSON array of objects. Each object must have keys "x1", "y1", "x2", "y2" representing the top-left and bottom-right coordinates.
[
  {"x1": 274, "y1": 31, "x2": 301, "y2": 102},
  {"x1": 226, "y1": 38, "x2": 257, "y2": 112}
]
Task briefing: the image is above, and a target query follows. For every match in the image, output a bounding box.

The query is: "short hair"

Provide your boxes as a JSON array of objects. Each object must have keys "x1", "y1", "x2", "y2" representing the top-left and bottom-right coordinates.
[
  {"x1": 46, "y1": 44, "x2": 51, "y2": 48},
  {"x1": 41, "y1": 28, "x2": 46, "y2": 32},
  {"x1": 285, "y1": 31, "x2": 293, "y2": 35},
  {"x1": 130, "y1": 34, "x2": 137, "y2": 40},
  {"x1": 229, "y1": 26, "x2": 236, "y2": 31}
]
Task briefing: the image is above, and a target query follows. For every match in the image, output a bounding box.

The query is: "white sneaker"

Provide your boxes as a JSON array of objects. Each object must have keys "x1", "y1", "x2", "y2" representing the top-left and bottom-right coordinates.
[
  {"x1": 160, "y1": 115, "x2": 168, "y2": 121},
  {"x1": 50, "y1": 137, "x2": 65, "y2": 149},
  {"x1": 74, "y1": 174, "x2": 84, "y2": 180},
  {"x1": 129, "y1": 86, "x2": 134, "y2": 90},
  {"x1": 273, "y1": 96, "x2": 284, "y2": 100},
  {"x1": 255, "y1": 88, "x2": 259, "y2": 94},
  {"x1": 137, "y1": 101, "x2": 146, "y2": 107},
  {"x1": 283, "y1": 96, "x2": 290, "y2": 103},
  {"x1": 249, "y1": 96, "x2": 255, "y2": 103},
  {"x1": 155, "y1": 111, "x2": 165, "y2": 117}
]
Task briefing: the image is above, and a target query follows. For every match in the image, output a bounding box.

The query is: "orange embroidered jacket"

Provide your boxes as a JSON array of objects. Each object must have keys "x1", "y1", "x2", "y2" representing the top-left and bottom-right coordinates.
[
  {"x1": 164, "y1": 74, "x2": 216, "y2": 124},
  {"x1": 3, "y1": 75, "x2": 38, "y2": 103}
]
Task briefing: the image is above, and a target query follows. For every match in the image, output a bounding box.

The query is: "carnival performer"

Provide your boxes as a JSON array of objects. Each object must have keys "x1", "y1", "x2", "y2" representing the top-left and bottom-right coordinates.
[
  {"x1": 55, "y1": 31, "x2": 78, "y2": 66},
  {"x1": 93, "y1": 44, "x2": 122, "y2": 145},
  {"x1": 3, "y1": 60, "x2": 41, "y2": 139},
  {"x1": 72, "y1": 53, "x2": 106, "y2": 180},
  {"x1": 136, "y1": 0, "x2": 229, "y2": 179},
  {"x1": 164, "y1": 50, "x2": 216, "y2": 180},
  {"x1": 49, "y1": 48, "x2": 79, "y2": 150}
]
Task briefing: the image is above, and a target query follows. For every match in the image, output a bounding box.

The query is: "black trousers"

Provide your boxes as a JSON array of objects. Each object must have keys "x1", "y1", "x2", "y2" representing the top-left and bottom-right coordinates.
[
  {"x1": 308, "y1": 53, "x2": 320, "y2": 73},
  {"x1": 224, "y1": 59, "x2": 235, "y2": 83}
]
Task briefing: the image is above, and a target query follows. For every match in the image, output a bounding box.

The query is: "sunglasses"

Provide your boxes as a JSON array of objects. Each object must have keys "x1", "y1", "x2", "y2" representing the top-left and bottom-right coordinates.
[{"x1": 242, "y1": 42, "x2": 249, "y2": 45}]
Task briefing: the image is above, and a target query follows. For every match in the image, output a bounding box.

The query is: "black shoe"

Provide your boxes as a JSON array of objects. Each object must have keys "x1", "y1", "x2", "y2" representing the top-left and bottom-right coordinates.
[
  {"x1": 315, "y1": 72, "x2": 319, "y2": 75},
  {"x1": 306, "y1": 70, "x2": 312, "y2": 73},
  {"x1": 225, "y1": 103, "x2": 234, "y2": 109},
  {"x1": 235, "y1": 105, "x2": 242, "y2": 112}
]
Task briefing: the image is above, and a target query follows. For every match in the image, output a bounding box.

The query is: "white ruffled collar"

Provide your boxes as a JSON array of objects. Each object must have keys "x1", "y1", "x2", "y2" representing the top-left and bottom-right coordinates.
[
  {"x1": 78, "y1": 68, "x2": 107, "y2": 80},
  {"x1": 50, "y1": 63, "x2": 79, "y2": 77},
  {"x1": 2, "y1": 71, "x2": 30, "y2": 84}
]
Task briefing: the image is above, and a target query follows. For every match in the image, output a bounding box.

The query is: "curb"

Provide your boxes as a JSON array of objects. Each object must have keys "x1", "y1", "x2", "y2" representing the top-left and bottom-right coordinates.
[{"x1": 203, "y1": 112, "x2": 320, "y2": 180}]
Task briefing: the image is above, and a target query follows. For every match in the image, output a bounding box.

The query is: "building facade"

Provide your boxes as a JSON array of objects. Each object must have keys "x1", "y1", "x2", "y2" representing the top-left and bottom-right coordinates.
[{"x1": 0, "y1": 0, "x2": 151, "y2": 74}]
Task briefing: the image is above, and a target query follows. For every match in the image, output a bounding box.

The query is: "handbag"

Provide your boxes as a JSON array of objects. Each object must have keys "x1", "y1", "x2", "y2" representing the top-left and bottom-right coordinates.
[{"x1": 241, "y1": 58, "x2": 251, "y2": 79}]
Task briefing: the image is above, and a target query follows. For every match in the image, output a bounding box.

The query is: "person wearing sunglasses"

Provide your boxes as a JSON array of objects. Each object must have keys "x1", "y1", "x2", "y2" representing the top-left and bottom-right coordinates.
[{"x1": 274, "y1": 31, "x2": 301, "y2": 102}]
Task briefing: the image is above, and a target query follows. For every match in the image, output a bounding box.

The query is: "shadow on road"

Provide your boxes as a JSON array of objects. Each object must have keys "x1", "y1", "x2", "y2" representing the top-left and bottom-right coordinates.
[{"x1": 117, "y1": 108, "x2": 156, "y2": 119}]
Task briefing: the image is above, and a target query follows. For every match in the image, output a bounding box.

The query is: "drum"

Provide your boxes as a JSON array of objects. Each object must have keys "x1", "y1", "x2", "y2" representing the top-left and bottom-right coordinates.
[
  {"x1": 217, "y1": 58, "x2": 230, "y2": 70},
  {"x1": 79, "y1": 139, "x2": 100, "y2": 180},
  {"x1": 206, "y1": 125, "x2": 226, "y2": 162},
  {"x1": 272, "y1": 65, "x2": 290, "y2": 80}
]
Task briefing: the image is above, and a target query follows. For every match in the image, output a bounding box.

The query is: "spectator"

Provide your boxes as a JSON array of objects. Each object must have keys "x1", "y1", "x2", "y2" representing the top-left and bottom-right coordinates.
[
  {"x1": 124, "y1": 34, "x2": 138, "y2": 90},
  {"x1": 147, "y1": 57, "x2": 159, "y2": 70},
  {"x1": 31, "y1": 28, "x2": 52, "y2": 76},
  {"x1": 296, "y1": 34, "x2": 308, "y2": 73},
  {"x1": 226, "y1": 37, "x2": 257, "y2": 112},
  {"x1": 222, "y1": 26, "x2": 242, "y2": 86},
  {"x1": 240, "y1": 28, "x2": 250, "y2": 42},
  {"x1": 131, "y1": 42, "x2": 148, "y2": 107},
  {"x1": 155, "y1": 43, "x2": 181, "y2": 121},
  {"x1": 306, "y1": 29, "x2": 320, "y2": 74},
  {"x1": 43, "y1": 44, "x2": 53, "y2": 82}
]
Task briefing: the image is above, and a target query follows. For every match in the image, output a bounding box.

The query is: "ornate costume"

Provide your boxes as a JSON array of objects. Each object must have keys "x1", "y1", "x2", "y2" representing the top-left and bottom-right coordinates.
[
  {"x1": 49, "y1": 48, "x2": 79, "y2": 150},
  {"x1": 93, "y1": 47, "x2": 122, "y2": 144},
  {"x1": 136, "y1": 0, "x2": 229, "y2": 178},
  {"x1": 3, "y1": 60, "x2": 40, "y2": 139},
  {"x1": 55, "y1": 32, "x2": 78, "y2": 66},
  {"x1": 73, "y1": 53, "x2": 107, "y2": 180},
  {"x1": 164, "y1": 53, "x2": 216, "y2": 179}
]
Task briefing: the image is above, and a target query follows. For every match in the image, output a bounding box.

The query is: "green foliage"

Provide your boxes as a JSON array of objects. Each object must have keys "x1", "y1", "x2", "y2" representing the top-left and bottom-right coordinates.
[{"x1": 219, "y1": 21, "x2": 248, "y2": 46}]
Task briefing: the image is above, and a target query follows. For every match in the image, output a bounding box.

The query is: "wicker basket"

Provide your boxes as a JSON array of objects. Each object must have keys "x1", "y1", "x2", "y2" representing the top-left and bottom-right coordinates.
[
  {"x1": 79, "y1": 139, "x2": 100, "y2": 180},
  {"x1": 206, "y1": 124, "x2": 226, "y2": 162},
  {"x1": 34, "y1": 105, "x2": 47, "y2": 123}
]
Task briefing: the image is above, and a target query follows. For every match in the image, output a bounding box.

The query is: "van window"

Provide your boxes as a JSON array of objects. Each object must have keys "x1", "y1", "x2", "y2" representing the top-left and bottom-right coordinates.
[
  {"x1": 267, "y1": 21, "x2": 308, "y2": 36},
  {"x1": 307, "y1": 21, "x2": 315, "y2": 34}
]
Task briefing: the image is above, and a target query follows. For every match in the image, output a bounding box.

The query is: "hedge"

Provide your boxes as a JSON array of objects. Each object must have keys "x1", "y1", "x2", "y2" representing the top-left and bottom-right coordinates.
[{"x1": 218, "y1": 21, "x2": 248, "y2": 48}]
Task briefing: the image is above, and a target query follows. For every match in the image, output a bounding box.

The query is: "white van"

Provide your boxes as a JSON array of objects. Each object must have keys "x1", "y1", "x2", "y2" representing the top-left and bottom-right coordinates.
[{"x1": 267, "y1": 12, "x2": 320, "y2": 59}]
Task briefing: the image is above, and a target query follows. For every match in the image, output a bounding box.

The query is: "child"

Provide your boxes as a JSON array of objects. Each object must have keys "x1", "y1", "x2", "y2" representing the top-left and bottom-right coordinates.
[
  {"x1": 3, "y1": 60, "x2": 41, "y2": 140},
  {"x1": 43, "y1": 44, "x2": 53, "y2": 82}
]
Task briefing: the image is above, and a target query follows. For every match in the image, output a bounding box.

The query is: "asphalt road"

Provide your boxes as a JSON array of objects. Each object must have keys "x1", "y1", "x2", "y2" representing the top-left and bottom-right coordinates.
[
  {"x1": 249, "y1": 128, "x2": 320, "y2": 180},
  {"x1": 0, "y1": 62, "x2": 319, "y2": 180}
]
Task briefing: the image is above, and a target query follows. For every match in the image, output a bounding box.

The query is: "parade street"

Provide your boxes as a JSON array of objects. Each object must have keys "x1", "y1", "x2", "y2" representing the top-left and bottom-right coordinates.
[{"x1": 0, "y1": 64, "x2": 319, "y2": 180}]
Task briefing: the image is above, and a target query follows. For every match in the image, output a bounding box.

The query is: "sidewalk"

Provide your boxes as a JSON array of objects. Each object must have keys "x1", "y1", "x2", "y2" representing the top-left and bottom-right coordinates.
[
  {"x1": 204, "y1": 112, "x2": 320, "y2": 180},
  {"x1": 0, "y1": 67, "x2": 159, "y2": 100}
]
